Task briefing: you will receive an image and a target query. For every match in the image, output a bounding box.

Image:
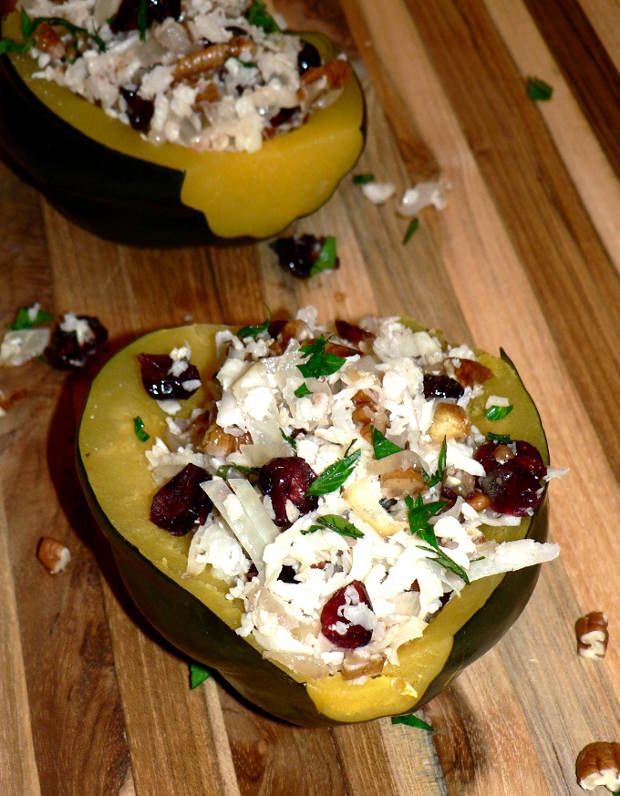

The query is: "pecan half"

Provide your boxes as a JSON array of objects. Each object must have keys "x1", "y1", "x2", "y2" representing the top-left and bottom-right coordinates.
[
  {"x1": 576, "y1": 742, "x2": 620, "y2": 791},
  {"x1": 37, "y1": 537, "x2": 71, "y2": 574},
  {"x1": 575, "y1": 612, "x2": 609, "y2": 660}
]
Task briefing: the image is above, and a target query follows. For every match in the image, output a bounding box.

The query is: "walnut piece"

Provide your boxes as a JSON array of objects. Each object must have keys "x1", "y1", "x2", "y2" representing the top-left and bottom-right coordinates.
[
  {"x1": 576, "y1": 612, "x2": 609, "y2": 660},
  {"x1": 576, "y1": 742, "x2": 620, "y2": 791},
  {"x1": 380, "y1": 468, "x2": 425, "y2": 499},
  {"x1": 37, "y1": 537, "x2": 71, "y2": 574}
]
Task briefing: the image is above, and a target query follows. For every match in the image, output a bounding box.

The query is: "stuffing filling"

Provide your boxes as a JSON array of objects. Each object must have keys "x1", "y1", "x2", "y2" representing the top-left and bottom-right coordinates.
[
  {"x1": 142, "y1": 308, "x2": 560, "y2": 681},
  {"x1": 12, "y1": 0, "x2": 350, "y2": 151}
]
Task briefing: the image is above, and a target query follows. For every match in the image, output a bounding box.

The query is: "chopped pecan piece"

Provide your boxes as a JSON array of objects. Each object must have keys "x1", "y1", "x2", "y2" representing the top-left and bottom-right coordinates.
[
  {"x1": 455, "y1": 358, "x2": 493, "y2": 388},
  {"x1": 34, "y1": 23, "x2": 66, "y2": 59},
  {"x1": 37, "y1": 537, "x2": 71, "y2": 574},
  {"x1": 380, "y1": 468, "x2": 425, "y2": 499},
  {"x1": 174, "y1": 38, "x2": 254, "y2": 81},
  {"x1": 576, "y1": 742, "x2": 620, "y2": 791},
  {"x1": 201, "y1": 424, "x2": 251, "y2": 457},
  {"x1": 465, "y1": 490, "x2": 491, "y2": 511},
  {"x1": 575, "y1": 612, "x2": 609, "y2": 660},
  {"x1": 335, "y1": 320, "x2": 375, "y2": 347},
  {"x1": 430, "y1": 402, "x2": 469, "y2": 441}
]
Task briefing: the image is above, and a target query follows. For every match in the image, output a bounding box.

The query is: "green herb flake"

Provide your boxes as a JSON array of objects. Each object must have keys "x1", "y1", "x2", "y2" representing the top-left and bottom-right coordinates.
[
  {"x1": 486, "y1": 432, "x2": 511, "y2": 444},
  {"x1": 526, "y1": 77, "x2": 553, "y2": 101},
  {"x1": 137, "y1": 0, "x2": 148, "y2": 40},
  {"x1": 484, "y1": 404, "x2": 513, "y2": 422},
  {"x1": 353, "y1": 174, "x2": 375, "y2": 185},
  {"x1": 306, "y1": 447, "x2": 361, "y2": 496},
  {"x1": 391, "y1": 713, "x2": 434, "y2": 732},
  {"x1": 237, "y1": 317, "x2": 270, "y2": 340},
  {"x1": 133, "y1": 416, "x2": 150, "y2": 442},
  {"x1": 245, "y1": 0, "x2": 280, "y2": 33},
  {"x1": 402, "y1": 218, "x2": 420, "y2": 246},
  {"x1": 405, "y1": 495, "x2": 469, "y2": 584},
  {"x1": 236, "y1": 58, "x2": 257, "y2": 68},
  {"x1": 189, "y1": 662, "x2": 211, "y2": 689},
  {"x1": 370, "y1": 425, "x2": 403, "y2": 460},
  {"x1": 298, "y1": 336, "x2": 345, "y2": 379},
  {"x1": 310, "y1": 236, "x2": 338, "y2": 277},
  {"x1": 302, "y1": 514, "x2": 364, "y2": 538},
  {"x1": 216, "y1": 464, "x2": 260, "y2": 479},
  {"x1": 422, "y1": 437, "x2": 447, "y2": 488},
  {"x1": 6, "y1": 305, "x2": 54, "y2": 330},
  {"x1": 8, "y1": 12, "x2": 107, "y2": 53},
  {"x1": 281, "y1": 429, "x2": 297, "y2": 450},
  {"x1": 294, "y1": 383, "x2": 312, "y2": 398}
]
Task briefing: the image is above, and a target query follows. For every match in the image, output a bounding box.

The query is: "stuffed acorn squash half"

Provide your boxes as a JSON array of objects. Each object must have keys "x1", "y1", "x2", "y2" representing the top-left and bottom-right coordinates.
[
  {"x1": 0, "y1": 1, "x2": 364, "y2": 245},
  {"x1": 77, "y1": 313, "x2": 559, "y2": 726}
]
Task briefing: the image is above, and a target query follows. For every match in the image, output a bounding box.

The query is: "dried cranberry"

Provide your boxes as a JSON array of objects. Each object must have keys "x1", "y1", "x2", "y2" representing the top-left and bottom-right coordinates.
[
  {"x1": 423, "y1": 374, "x2": 464, "y2": 400},
  {"x1": 45, "y1": 315, "x2": 107, "y2": 370},
  {"x1": 297, "y1": 41, "x2": 321, "y2": 74},
  {"x1": 277, "y1": 564, "x2": 298, "y2": 583},
  {"x1": 474, "y1": 440, "x2": 546, "y2": 516},
  {"x1": 150, "y1": 464, "x2": 212, "y2": 535},
  {"x1": 270, "y1": 106, "x2": 299, "y2": 128},
  {"x1": 271, "y1": 235, "x2": 337, "y2": 280},
  {"x1": 111, "y1": 0, "x2": 180, "y2": 33},
  {"x1": 439, "y1": 487, "x2": 458, "y2": 511},
  {"x1": 120, "y1": 88, "x2": 154, "y2": 133},
  {"x1": 335, "y1": 320, "x2": 375, "y2": 346},
  {"x1": 258, "y1": 456, "x2": 318, "y2": 528},
  {"x1": 138, "y1": 353, "x2": 201, "y2": 400},
  {"x1": 320, "y1": 581, "x2": 374, "y2": 649}
]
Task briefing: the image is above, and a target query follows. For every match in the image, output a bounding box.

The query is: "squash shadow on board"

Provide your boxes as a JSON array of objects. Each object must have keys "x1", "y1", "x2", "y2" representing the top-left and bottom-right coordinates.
[{"x1": 45, "y1": 338, "x2": 289, "y2": 722}]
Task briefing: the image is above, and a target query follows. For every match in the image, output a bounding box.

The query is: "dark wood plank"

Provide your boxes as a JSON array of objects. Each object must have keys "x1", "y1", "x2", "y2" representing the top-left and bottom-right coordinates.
[
  {"x1": 524, "y1": 0, "x2": 620, "y2": 177},
  {"x1": 404, "y1": 0, "x2": 620, "y2": 479}
]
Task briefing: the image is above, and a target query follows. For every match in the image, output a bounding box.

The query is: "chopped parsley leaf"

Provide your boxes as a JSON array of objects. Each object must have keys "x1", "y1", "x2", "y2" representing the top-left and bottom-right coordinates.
[
  {"x1": 137, "y1": 0, "x2": 148, "y2": 40},
  {"x1": 353, "y1": 174, "x2": 375, "y2": 185},
  {"x1": 405, "y1": 495, "x2": 469, "y2": 584},
  {"x1": 526, "y1": 77, "x2": 553, "y2": 101},
  {"x1": 295, "y1": 383, "x2": 312, "y2": 398},
  {"x1": 189, "y1": 662, "x2": 211, "y2": 689},
  {"x1": 487, "y1": 432, "x2": 511, "y2": 444},
  {"x1": 402, "y1": 218, "x2": 419, "y2": 245},
  {"x1": 422, "y1": 437, "x2": 447, "y2": 488},
  {"x1": 245, "y1": 0, "x2": 280, "y2": 33},
  {"x1": 306, "y1": 447, "x2": 361, "y2": 496},
  {"x1": 485, "y1": 404, "x2": 513, "y2": 422},
  {"x1": 133, "y1": 416, "x2": 150, "y2": 442},
  {"x1": 310, "y1": 236, "x2": 338, "y2": 277},
  {"x1": 281, "y1": 429, "x2": 297, "y2": 450},
  {"x1": 237, "y1": 316, "x2": 270, "y2": 339},
  {"x1": 216, "y1": 464, "x2": 260, "y2": 479},
  {"x1": 302, "y1": 514, "x2": 364, "y2": 539},
  {"x1": 370, "y1": 426, "x2": 402, "y2": 460},
  {"x1": 298, "y1": 336, "x2": 345, "y2": 378},
  {"x1": 6, "y1": 305, "x2": 54, "y2": 330},
  {"x1": 391, "y1": 713, "x2": 434, "y2": 732}
]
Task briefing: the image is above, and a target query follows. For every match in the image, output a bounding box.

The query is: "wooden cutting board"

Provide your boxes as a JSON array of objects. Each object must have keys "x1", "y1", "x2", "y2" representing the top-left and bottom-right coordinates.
[{"x1": 1, "y1": 0, "x2": 619, "y2": 793}]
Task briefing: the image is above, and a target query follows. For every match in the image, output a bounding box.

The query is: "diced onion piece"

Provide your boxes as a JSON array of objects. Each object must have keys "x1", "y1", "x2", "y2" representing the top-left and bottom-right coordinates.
[
  {"x1": 201, "y1": 478, "x2": 279, "y2": 573},
  {"x1": 344, "y1": 478, "x2": 406, "y2": 537},
  {"x1": 398, "y1": 181, "x2": 447, "y2": 217},
  {"x1": 228, "y1": 478, "x2": 279, "y2": 549}
]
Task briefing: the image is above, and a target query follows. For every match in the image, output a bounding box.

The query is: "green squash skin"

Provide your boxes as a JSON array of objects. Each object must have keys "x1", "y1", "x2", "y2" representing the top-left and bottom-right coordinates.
[
  {"x1": 76, "y1": 338, "x2": 549, "y2": 726},
  {"x1": 0, "y1": 25, "x2": 366, "y2": 247}
]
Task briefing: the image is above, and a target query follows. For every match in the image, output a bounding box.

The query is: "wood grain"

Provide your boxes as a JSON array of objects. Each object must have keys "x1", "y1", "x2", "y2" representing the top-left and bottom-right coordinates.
[{"x1": 0, "y1": 0, "x2": 618, "y2": 794}]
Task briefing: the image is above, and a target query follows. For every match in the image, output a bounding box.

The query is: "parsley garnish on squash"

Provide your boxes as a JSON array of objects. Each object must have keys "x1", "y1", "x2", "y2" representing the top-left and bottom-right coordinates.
[
  {"x1": 298, "y1": 336, "x2": 345, "y2": 378},
  {"x1": 302, "y1": 514, "x2": 364, "y2": 538},
  {"x1": 0, "y1": 10, "x2": 106, "y2": 55},
  {"x1": 306, "y1": 446, "x2": 361, "y2": 496},
  {"x1": 405, "y1": 495, "x2": 469, "y2": 584},
  {"x1": 133, "y1": 416, "x2": 150, "y2": 442},
  {"x1": 422, "y1": 437, "x2": 447, "y2": 488},
  {"x1": 487, "y1": 432, "x2": 511, "y2": 443},
  {"x1": 485, "y1": 404, "x2": 513, "y2": 421}
]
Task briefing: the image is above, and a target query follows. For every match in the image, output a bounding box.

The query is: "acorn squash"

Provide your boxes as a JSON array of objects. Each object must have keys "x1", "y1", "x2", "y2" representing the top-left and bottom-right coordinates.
[
  {"x1": 76, "y1": 321, "x2": 550, "y2": 726},
  {"x1": 0, "y1": 15, "x2": 365, "y2": 245}
]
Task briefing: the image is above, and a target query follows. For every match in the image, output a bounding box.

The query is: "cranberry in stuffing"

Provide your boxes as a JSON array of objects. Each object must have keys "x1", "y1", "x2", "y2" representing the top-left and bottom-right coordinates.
[
  {"x1": 120, "y1": 88, "x2": 154, "y2": 133},
  {"x1": 150, "y1": 464, "x2": 212, "y2": 535},
  {"x1": 474, "y1": 440, "x2": 547, "y2": 516},
  {"x1": 277, "y1": 564, "x2": 298, "y2": 583},
  {"x1": 423, "y1": 373, "x2": 464, "y2": 400},
  {"x1": 258, "y1": 456, "x2": 318, "y2": 528},
  {"x1": 297, "y1": 41, "x2": 321, "y2": 74},
  {"x1": 320, "y1": 581, "x2": 374, "y2": 649},
  {"x1": 270, "y1": 235, "x2": 338, "y2": 279},
  {"x1": 45, "y1": 315, "x2": 107, "y2": 370},
  {"x1": 138, "y1": 353, "x2": 201, "y2": 400},
  {"x1": 111, "y1": 0, "x2": 180, "y2": 33}
]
